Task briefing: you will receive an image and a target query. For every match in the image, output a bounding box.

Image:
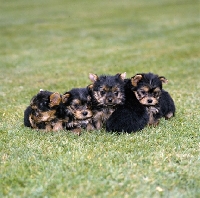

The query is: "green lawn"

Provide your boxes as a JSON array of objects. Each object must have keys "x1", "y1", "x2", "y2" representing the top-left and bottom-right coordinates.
[{"x1": 0, "y1": 0, "x2": 199, "y2": 197}]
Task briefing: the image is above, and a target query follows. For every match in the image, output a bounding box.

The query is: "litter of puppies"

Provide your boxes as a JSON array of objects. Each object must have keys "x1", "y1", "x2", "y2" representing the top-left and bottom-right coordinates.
[{"x1": 24, "y1": 72, "x2": 175, "y2": 134}]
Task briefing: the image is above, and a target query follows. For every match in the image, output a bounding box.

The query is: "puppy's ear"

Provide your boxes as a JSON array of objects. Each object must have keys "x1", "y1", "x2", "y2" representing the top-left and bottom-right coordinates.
[
  {"x1": 159, "y1": 76, "x2": 168, "y2": 84},
  {"x1": 89, "y1": 73, "x2": 98, "y2": 83},
  {"x1": 131, "y1": 74, "x2": 143, "y2": 87},
  {"x1": 87, "y1": 84, "x2": 93, "y2": 90},
  {"x1": 49, "y1": 92, "x2": 61, "y2": 107},
  {"x1": 62, "y1": 93, "x2": 70, "y2": 103},
  {"x1": 120, "y1": 72, "x2": 126, "y2": 80},
  {"x1": 116, "y1": 72, "x2": 126, "y2": 80}
]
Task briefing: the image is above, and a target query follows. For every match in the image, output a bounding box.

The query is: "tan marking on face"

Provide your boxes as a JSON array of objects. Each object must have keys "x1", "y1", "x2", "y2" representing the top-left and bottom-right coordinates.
[
  {"x1": 95, "y1": 85, "x2": 124, "y2": 106},
  {"x1": 69, "y1": 99, "x2": 93, "y2": 120},
  {"x1": 111, "y1": 86, "x2": 120, "y2": 94},
  {"x1": 72, "y1": 99, "x2": 81, "y2": 106},
  {"x1": 74, "y1": 110, "x2": 93, "y2": 120},
  {"x1": 134, "y1": 86, "x2": 160, "y2": 105},
  {"x1": 100, "y1": 85, "x2": 108, "y2": 92},
  {"x1": 134, "y1": 87, "x2": 149, "y2": 101},
  {"x1": 139, "y1": 97, "x2": 158, "y2": 106},
  {"x1": 142, "y1": 86, "x2": 150, "y2": 92},
  {"x1": 69, "y1": 99, "x2": 81, "y2": 113},
  {"x1": 134, "y1": 91, "x2": 141, "y2": 101},
  {"x1": 154, "y1": 87, "x2": 161, "y2": 92},
  {"x1": 68, "y1": 106, "x2": 75, "y2": 115},
  {"x1": 100, "y1": 85, "x2": 120, "y2": 93},
  {"x1": 153, "y1": 88, "x2": 161, "y2": 98}
]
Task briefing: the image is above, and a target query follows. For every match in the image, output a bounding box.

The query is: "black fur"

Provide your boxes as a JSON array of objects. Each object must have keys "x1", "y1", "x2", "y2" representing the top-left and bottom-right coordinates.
[
  {"x1": 61, "y1": 87, "x2": 93, "y2": 134},
  {"x1": 131, "y1": 72, "x2": 176, "y2": 126},
  {"x1": 88, "y1": 73, "x2": 126, "y2": 130},
  {"x1": 106, "y1": 79, "x2": 149, "y2": 133},
  {"x1": 158, "y1": 90, "x2": 176, "y2": 118},
  {"x1": 24, "y1": 90, "x2": 63, "y2": 131},
  {"x1": 24, "y1": 106, "x2": 33, "y2": 127}
]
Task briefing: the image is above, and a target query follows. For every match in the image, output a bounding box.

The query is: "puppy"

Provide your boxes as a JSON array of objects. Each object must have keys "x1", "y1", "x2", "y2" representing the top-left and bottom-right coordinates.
[
  {"x1": 88, "y1": 72, "x2": 126, "y2": 130},
  {"x1": 131, "y1": 72, "x2": 176, "y2": 126},
  {"x1": 61, "y1": 87, "x2": 93, "y2": 135},
  {"x1": 106, "y1": 79, "x2": 149, "y2": 133},
  {"x1": 24, "y1": 89, "x2": 63, "y2": 131}
]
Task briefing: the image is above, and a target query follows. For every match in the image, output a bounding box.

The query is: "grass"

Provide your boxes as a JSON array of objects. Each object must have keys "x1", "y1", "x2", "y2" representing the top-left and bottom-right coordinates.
[{"x1": 0, "y1": 0, "x2": 199, "y2": 197}]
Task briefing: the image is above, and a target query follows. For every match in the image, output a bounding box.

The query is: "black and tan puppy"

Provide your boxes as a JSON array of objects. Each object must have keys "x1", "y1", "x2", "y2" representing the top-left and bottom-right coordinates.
[
  {"x1": 131, "y1": 72, "x2": 175, "y2": 126},
  {"x1": 24, "y1": 89, "x2": 63, "y2": 131},
  {"x1": 88, "y1": 72, "x2": 126, "y2": 130},
  {"x1": 61, "y1": 87, "x2": 93, "y2": 135},
  {"x1": 106, "y1": 79, "x2": 149, "y2": 133}
]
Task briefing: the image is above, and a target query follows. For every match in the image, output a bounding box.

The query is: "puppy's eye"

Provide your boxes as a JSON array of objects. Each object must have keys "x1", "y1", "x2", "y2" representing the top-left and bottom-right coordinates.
[
  {"x1": 40, "y1": 101, "x2": 47, "y2": 107},
  {"x1": 114, "y1": 91, "x2": 118, "y2": 96},
  {"x1": 141, "y1": 90, "x2": 146, "y2": 95},
  {"x1": 100, "y1": 91, "x2": 105, "y2": 95},
  {"x1": 87, "y1": 104, "x2": 91, "y2": 109},
  {"x1": 87, "y1": 101, "x2": 91, "y2": 106},
  {"x1": 73, "y1": 104, "x2": 79, "y2": 108},
  {"x1": 154, "y1": 92, "x2": 159, "y2": 97}
]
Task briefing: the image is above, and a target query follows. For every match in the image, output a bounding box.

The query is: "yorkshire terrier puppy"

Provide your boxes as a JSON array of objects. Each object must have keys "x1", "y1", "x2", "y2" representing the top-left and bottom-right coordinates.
[
  {"x1": 106, "y1": 79, "x2": 149, "y2": 133},
  {"x1": 61, "y1": 87, "x2": 93, "y2": 135},
  {"x1": 88, "y1": 72, "x2": 126, "y2": 130},
  {"x1": 24, "y1": 89, "x2": 63, "y2": 132},
  {"x1": 131, "y1": 72, "x2": 176, "y2": 126}
]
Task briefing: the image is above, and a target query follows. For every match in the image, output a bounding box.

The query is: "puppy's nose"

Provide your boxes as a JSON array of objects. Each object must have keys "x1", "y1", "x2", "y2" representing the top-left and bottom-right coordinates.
[
  {"x1": 108, "y1": 98, "x2": 112, "y2": 103},
  {"x1": 147, "y1": 99, "x2": 153, "y2": 103},
  {"x1": 82, "y1": 111, "x2": 88, "y2": 116}
]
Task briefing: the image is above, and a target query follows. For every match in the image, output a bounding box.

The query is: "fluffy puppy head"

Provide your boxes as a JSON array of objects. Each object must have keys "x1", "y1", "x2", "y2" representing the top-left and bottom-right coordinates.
[
  {"x1": 131, "y1": 72, "x2": 168, "y2": 106},
  {"x1": 62, "y1": 88, "x2": 93, "y2": 120},
  {"x1": 88, "y1": 72, "x2": 126, "y2": 107},
  {"x1": 29, "y1": 89, "x2": 61, "y2": 122},
  {"x1": 30, "y1": 89, "x2": 61, "y2": 110}
]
